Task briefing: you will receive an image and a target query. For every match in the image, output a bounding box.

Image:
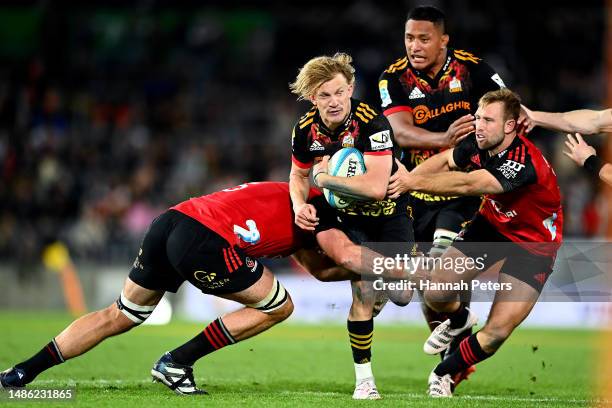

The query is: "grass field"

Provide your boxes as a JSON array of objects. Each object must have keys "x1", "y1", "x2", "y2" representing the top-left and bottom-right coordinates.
[{"x1": 0, "y1": 312, "x2": 601, "y2": 407}]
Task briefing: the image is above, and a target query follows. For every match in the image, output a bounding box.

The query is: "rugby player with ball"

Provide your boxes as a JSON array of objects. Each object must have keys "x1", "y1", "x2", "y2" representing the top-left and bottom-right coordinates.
[{"x1": 289, "y1": 53, "x2": 415, "y2": 399}]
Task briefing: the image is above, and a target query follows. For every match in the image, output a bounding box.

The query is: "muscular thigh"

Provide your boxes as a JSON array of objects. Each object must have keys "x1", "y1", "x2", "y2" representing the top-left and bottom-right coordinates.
[{"x1": 486, "y1": 273, "x2": 541, "y2": 329}]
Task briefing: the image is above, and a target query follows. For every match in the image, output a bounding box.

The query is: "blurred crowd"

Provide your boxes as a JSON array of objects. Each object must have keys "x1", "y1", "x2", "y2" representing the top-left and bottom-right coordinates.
[{"x1": 0, "y1": 0, "x2": 607, "y2": 273}]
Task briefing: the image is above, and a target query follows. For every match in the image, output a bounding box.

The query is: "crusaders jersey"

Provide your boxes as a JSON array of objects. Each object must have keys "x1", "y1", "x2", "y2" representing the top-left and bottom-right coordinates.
[
  {"x1": 379, "y1": 49, "x2": 504, "y2": 203},
  {"x1": 292, "y1": 98, "x2": 409, "y2": 220},
  {"x1": 171, "y1": 182, "x2": 320, "y2": 258},
  {"x1": 453, "y1": 134, "x2": 563, "y2": 256}
]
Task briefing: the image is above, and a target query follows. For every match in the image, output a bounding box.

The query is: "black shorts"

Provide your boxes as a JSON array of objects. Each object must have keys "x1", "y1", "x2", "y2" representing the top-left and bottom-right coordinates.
[
  {"x1": 411, "y1": 196, "x2": 481, "y2": 242},
  {"x1": 129, "y1": 210, "x2": 264, "y2": 295},
  {"x1": 313, "y1": 195, "x2": 415, "y2": 257},
  {"x1": 455, "y1": 215, "x2": 556, "y2": 292}
]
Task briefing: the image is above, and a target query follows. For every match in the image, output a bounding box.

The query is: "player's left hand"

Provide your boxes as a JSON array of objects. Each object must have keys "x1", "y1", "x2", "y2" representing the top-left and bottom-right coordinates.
[
  {"x1": 387, "y1": 159, "x2": 412, "y2": 199},
  {"x1": 564, "y1": 133, "x2": 596, "y2": 166},
  {"x1": 518, "y1": 104, "x2": 535, "y2": 134}
]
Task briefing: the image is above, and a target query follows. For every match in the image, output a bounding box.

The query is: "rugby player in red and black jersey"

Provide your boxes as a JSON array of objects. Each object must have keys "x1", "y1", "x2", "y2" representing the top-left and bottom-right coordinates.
[
  {"x1": 388, "y1": 89, "x2": 563, "y2": 397},
  {"x1": 0, "y1": 182, "x2": 414, "y2": 395},
  {"x1": 289, "y1": 53, "x2": 414, "y2": 399},
  {"x1": 379, "y1": 5, "x2": 507, "y2": 375}
]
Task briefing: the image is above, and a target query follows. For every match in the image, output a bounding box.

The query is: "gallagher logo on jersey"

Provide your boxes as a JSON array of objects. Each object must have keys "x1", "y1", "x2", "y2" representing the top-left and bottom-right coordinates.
[{"x1": 413, "y1": 101, "x2": 470, "y2": 125}]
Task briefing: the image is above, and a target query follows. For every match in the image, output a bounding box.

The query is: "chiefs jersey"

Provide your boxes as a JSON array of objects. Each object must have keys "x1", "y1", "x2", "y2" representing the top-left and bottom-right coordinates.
[
  {"x1": 171, "y1": 182, "x2": 320, "y2": 258},
  {"x1": 291, "y1": 98, "x2": 395, "y2": 166},
  {"x1": 291, "y1": 98, "x2": 410, "y2": 220},
  {"x1": 379, "y1": 49, "x2": 504, "y2": 204},
  {"x1": 453, "y1": 134, "x2": 563, "y2": 256}
]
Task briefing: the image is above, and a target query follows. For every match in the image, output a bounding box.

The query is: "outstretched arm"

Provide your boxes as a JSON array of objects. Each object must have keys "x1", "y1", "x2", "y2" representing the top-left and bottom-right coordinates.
[{"x1": 521, "y1": 105, "x2": 612, "y2": 135}]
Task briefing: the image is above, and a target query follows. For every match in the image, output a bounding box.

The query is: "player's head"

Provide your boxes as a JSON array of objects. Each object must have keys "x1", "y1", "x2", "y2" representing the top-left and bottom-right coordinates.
[
  {"x1": 290, "y1": 53, "x2": 355, "y2": 130},
  {"x1": 475, "y1": 88, "x2": 521, "y2": 151},
  {"x1": 404, "y1": 6, "x2": 449, "y2": 73}
]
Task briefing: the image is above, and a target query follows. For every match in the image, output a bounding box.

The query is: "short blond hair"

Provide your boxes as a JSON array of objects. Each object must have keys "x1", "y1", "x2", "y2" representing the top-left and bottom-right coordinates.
[
  {"x1": 479, "y1": 88, "x2": 521, "y2": 122},
  {"x1": 289, "y1": 53, "x2": 355, "y2": 100}
]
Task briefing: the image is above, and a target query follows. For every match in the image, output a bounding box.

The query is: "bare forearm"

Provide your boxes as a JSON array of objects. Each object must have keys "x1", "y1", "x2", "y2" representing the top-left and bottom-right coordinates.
[
  {"x1": 410, "y1": 172, "x2": 478, "y2": 196},
  {"x1": 317, "y1": 173, "x2": 387, "y2": 201},
  {"x1": 289, "y1": 174, "x2": 310, "y2": 209},
  {"x1": 395, "y1": 126, "x2": 449, "y2": 149},
  {"x1": 411, "y1": 152, "x2": 452, "y2": 176},
  {"x1": 534, "y1": 109, "x2": 612, "y2": 134},
  {"x1": 317, "y1": 232, "x2": 409, "y2": 280}
]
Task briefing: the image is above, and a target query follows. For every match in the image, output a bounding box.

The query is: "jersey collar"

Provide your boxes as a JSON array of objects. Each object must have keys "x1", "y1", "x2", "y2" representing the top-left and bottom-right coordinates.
[{"x1": 407, "y1": 48, "x2": 453, "y2": 87}]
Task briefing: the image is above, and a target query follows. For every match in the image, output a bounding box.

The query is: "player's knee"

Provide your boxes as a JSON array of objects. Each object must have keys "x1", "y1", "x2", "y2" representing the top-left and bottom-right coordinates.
[
  {"x1": 271, "y1": 295, "x2": 294, "y2": 322},
  {"x1": 423, "y1": 289, "x2": 457, "y2": 311},
  {"x1": 114, "y1": 291, "x2": 158, "y2": 327},
  {"x1": 387, "y1": 288, "x2": 413, "y2": 306},
  {"x1": 246, "y1": 277, "x2": 292, "y2": 322},
  {"x1": 429, "y1": 230, "x2": 458, "y2": 257},
  {"x1": 106, "y1": 303, "x2": 137, "y2": 333}
]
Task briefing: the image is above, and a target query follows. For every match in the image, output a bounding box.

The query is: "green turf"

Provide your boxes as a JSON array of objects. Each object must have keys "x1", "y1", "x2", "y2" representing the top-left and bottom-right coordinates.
[{"x1": 0, "y1": 311, "x2": 600, "y2": 407}]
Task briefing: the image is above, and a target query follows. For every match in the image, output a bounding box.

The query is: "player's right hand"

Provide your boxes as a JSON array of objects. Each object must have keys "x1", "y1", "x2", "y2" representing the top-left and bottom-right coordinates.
[
  {"x1": 564, "y1": 133, "x2": 596, "y2": 166},
  {"x1": 445, "y1": 114, "x2": 475, "y2": 147},
  {"x1": 294, "y1": 203, "x2": 319, "y2": 231}
]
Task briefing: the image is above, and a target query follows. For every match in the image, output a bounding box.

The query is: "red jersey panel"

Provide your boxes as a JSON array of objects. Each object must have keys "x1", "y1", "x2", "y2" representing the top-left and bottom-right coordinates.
[
  {"x1": 454, "y1": 134, "x2": 563, "y2": 256},
  {"x1": 171, "y1": 182, "x2": 320, "y2": 258}
]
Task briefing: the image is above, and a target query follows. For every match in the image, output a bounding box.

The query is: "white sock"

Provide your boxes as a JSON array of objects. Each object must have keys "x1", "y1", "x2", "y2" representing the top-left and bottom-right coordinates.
[{"x1": 354, "y1": 362, "x2": 374, "y2": 383}]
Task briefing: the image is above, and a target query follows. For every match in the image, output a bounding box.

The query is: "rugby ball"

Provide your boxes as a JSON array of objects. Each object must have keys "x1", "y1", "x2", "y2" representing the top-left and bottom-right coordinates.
[{"x1": 323, "y1": 147, "x2": 366, "y2": 209}]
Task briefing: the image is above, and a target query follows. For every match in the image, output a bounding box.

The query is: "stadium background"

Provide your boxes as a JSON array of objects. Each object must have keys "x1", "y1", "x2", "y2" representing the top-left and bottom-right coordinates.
[{"x1": 0, "y1": 0, "x2": 610, "y2": 404}]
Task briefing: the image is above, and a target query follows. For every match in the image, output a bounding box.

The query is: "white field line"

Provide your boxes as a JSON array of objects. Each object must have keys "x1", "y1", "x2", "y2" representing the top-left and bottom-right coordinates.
[{"x1": 28, "y1": 380, "x2": 605, "y2": 404}]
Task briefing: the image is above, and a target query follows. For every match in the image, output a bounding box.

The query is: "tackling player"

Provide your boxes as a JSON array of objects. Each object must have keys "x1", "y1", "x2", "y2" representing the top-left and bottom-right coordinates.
[
  {"x1": 378, "y1": 5, "x2": 507, "y2": 370},
  {"x1": 388, "y1": 88, "x2": 563, "y2": 397},
  {"x1": 0, "y1": 182, "x2": 414, "y2": 395},
  {"x1": 289, "y1": 53, "x2": 414, "y2": 399}
]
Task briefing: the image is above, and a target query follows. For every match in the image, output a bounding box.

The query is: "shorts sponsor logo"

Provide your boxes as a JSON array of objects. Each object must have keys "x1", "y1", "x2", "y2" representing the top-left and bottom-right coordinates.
[
  {"x1": 369, "y1": 130, "x2": 393, "y2": 150},
  {"x1": 379, "y1": 80, "x2": 392, "y2": 107},
  {"x1": 194, "y1": 270, "x2": 217, "y2": 283}
]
